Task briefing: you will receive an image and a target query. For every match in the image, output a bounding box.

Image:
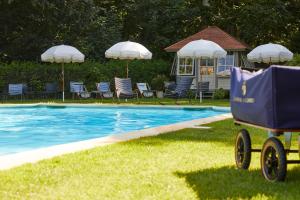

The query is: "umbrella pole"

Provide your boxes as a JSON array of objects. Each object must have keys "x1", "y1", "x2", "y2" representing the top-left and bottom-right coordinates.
[
  {"x1": 62, "y1": 63, "x2": 65, "y2": 102},
  {"x1": 195, "y1": 58, "x2": 199, "y2": 102},
  {"x1": 199, "y1": 58, "x2": 202, "y2": 103},
  {"x1": 126, "y1": 60, "x2": 129, "y2": 78}
]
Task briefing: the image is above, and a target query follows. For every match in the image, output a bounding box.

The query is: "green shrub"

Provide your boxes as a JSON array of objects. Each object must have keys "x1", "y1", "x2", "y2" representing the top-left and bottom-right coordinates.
[
  {"x1": 0, "y1": 60, "x2": 171, "y2": 92},
  {"x1": 287, "y1": 54, "x2": 300, "y2": 66},
  {"x1": 186, "y1": 89, "x2": 196, "y2": 99},
  {"x1": 213, "y1": 88, "x2": 230, "y2": 99},
  {"x1": 151, "y1": 75, "x2": 169, "y2": 91}
]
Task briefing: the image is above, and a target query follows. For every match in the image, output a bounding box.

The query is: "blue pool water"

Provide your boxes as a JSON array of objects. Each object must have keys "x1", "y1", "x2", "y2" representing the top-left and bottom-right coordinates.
[{"x1": 0, "y1": 105, "x2": 228, "y2": 155}]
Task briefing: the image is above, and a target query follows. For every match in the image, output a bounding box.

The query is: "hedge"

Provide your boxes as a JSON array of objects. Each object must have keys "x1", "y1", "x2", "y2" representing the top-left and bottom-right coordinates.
[
  {"x1": 0, "y1": 60, "x2": 171, "y2": 92},
  {"x1": 287, "y1": 54, "x2": 300, "y2": 66}
]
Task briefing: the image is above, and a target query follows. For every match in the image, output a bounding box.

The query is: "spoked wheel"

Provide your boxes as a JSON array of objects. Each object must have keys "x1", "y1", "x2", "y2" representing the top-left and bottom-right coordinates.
[
  {"x1": 235, "y1": 129, "x2": 251, "y2": 169},
  {"x1": 261, "y1": 137, "x2": 287, "y2": 182}
]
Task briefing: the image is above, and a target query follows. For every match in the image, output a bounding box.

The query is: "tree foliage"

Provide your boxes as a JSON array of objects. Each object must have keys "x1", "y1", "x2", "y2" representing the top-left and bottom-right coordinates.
[
  {"x1": 0, "y1": 0, "x2": 121, "y2": 61},
  {"x1": 0, "y1": 0, "x2": 299, "y2": 62}
]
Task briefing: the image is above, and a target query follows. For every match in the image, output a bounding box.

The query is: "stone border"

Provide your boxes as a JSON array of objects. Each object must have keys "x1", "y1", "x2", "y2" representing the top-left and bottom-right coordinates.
[
  {"x1": 0, "y1": 105, "x2": 231, "y2": 170},
  {"x1": 0, "y1": 102, "x2": 230, "y2": 111}
]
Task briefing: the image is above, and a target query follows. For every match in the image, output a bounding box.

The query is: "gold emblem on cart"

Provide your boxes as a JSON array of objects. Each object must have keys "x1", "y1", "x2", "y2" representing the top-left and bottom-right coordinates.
[{"x1": 242, "y1": 81, "x2": 247, "y2": 96}]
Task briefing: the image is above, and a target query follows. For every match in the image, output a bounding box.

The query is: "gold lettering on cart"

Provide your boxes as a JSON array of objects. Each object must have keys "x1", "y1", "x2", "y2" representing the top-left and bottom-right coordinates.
[{"x1": 233, "y1": 97, "x2": 255, "y2": 103}]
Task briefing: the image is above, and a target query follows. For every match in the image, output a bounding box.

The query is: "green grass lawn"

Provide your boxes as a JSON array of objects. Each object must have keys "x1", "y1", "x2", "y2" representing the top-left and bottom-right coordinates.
[
  {"x1": 0, "y1": 98, "x2": 230, "y2": 107},
  {"x1": 0, "y1": 119, "x2": 300, "y2": 199}
]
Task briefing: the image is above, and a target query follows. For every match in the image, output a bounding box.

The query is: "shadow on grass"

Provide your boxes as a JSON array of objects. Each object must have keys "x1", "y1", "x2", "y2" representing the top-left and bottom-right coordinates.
[{"x1": 175, "y1": 166, "x2": 300, "y2": 199}]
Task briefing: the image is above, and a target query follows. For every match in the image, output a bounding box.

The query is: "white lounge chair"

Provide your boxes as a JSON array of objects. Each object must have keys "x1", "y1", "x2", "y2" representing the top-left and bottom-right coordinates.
[
  {"x1": 164, "y1": 77, "x2": 193, "y2": 98},
  {"x1": 70, "y1": 81, "x2": 90, "y2": 99},
  {"x1": 8, "y1": 83, "x2": 25, "y2": 99},
  {"x1": 114, "y1": 77, "x2": 138, "y2": 99},
  {"x1": 96, "y1": 82, "x2": 114, "y2": 98},
  {"x1": 136, "y1": 83, "x2": 154, "y2": 98}
]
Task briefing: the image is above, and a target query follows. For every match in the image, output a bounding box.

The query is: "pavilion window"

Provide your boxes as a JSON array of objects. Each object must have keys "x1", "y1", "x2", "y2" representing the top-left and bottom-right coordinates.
[
  {"x1": 218, "y1": 53, "x2": 235, "y2": 72},
  {"x1": 200, "y1": 58, "x2": 214, "y2": 75},
  {"x1": 177, "y1": 58, "x2": 194, "y2": 75}
]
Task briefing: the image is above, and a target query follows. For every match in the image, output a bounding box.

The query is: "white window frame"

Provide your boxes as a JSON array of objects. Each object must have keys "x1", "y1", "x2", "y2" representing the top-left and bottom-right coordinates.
[
  {"x1": 217, "y1": 54, "x2": 235, "y2": 73},
  {"x1": 177, "y1": 57, "x2": 194, "y2": 76}
]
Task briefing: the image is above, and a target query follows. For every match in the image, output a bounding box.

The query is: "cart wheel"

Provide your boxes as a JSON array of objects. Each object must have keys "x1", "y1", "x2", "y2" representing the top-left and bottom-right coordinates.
[
  {"x1": 261, "y1": 137, "x2": 287, "y2": 182},
  {"x1": 235, "y1": 129, "x2": 251, "y2": 169}
]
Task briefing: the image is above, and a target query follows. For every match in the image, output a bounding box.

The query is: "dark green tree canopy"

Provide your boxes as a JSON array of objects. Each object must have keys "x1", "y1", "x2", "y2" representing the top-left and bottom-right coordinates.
[{"x1": 0, "y1": 0, "x2": 299, "y2": 62}]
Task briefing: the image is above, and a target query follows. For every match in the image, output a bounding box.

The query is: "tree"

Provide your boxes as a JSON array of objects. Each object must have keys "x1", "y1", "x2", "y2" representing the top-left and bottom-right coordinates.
[
  {"x1": 0, "y1": 0, "x2": 122, "y2": 61},
  {"x1": 0, "y1": 0, "x2": 299, "y2": 61}
]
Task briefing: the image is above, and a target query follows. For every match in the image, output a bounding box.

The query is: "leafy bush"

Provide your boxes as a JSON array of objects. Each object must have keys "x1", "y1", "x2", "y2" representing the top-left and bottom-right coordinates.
[
  {"x1": 287, "y1": 54, "x2": 300, "y2": 66},
  {"x1": 151, "y1": 75, "x2": 169, "y2": 91},
  {"x1": 0, "y1": 60, "x2": 171, "y2": 92},
  {"x1": 213, "y1": 88, "x2": 230, "y2": 99},
  {"x1": 186, "y1": 90, "x2": 196, "y2": 99}
]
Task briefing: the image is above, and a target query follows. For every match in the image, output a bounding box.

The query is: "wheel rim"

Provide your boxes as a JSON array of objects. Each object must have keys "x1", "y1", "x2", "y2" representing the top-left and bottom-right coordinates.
[
  {"x1": 263, "y1": 146, "x2": 279, "y2": 180},
  {"x1": 236, "y1": 137, "x2": 245, "y2": 164}
]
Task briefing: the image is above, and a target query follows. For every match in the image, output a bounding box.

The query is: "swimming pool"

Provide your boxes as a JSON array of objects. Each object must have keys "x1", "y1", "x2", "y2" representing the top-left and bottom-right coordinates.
[{"x1": 0, "y1": 105, "x2": 229, "y2": 155}]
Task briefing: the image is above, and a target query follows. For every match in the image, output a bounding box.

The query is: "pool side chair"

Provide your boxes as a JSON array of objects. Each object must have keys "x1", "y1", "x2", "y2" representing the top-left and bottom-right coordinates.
[
  {"x1": 164, "y1": 81, "x2": 176, "y2": 93},
  {"x1": 196, "y1": 81, "x2": 214, "y2": 99},
  {"x1": 23, "y1": 83, "x2": 37, "y2": 99},
  {"x1": 0, "y1": 90, "x2": 5, "y2": 101},
  {"x1": 114, "y1": 77, "x2": 138, "y2": 100},
  {"x1": 164, "y1": 77, "x2": 193, "y2": 99},
  {"x1": 136, "y1": 83, "x2": 154, "y2": 98},
  {"x1": 42, "y1": 82, "x2": 58, "y2": 99},
  {"x1": 96, "y1": 82, "x2": 114, "y2": 99},
  {"x1": 70, "y1": 81, "x2": 91, "y2": 99},
  {"x1": 8, "y1": 83, "x2": 24, "y2": 100}
]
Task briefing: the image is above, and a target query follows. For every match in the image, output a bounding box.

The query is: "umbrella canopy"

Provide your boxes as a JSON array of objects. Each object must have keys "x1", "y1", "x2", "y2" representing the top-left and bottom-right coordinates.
[
  {"x1": 41, "y1": 45, "x2": 85, "y2": 101},
  {"x1": 247, "y1": 43, "x2": 293, "y2": 63},
  {"x1": 105, "y1": 41, "x2": 152, "y2": 60},
  {"x1": 177, "y1": 39, "x2": 227, "y2": 58},
  {"x1": 105, "y1": 41, "x2": 152, "y2": 77},
  {"x1": 41, "y1": 45, "x2": 84, "y2": 63},
  {"x1": 177, "y1": 39, "x2": 227, "y2": 103}
]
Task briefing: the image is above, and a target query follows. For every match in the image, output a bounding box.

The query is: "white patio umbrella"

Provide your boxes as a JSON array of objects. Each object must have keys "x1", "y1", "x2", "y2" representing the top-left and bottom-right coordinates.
[
  {"x1": 105, "y1": 41, "x2": 152, "y2": 77},
  {"x1": 177, "y1": 39, "x2": 227, "y2": 102},
  {"x1": 247, "y1": 43, "x2": 293, "y2": 63},
  {"x1": 41, "y1": 45, "x2": 85, "y2": 101},
  {"x1": 177, "y1": 39, "x2": 227, "y2": 58}
]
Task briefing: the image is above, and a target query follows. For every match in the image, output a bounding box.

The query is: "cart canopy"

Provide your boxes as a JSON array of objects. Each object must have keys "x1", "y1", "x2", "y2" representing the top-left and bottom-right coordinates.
[{"x1": 231, "y1": 65, "x2": 300, "y2": 130}]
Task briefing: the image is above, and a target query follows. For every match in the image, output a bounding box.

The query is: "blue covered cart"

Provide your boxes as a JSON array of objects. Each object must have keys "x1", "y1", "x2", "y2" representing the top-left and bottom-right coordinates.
[{"x1": 231, "y1": 66, "x2": 300, "y2": 182}]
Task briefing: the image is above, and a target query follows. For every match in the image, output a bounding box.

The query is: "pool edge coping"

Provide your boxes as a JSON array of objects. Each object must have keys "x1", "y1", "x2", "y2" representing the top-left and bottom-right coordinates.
[
  {"x1": 0, "y1": 102, "x2": 230, "y2": 110},
  {"x1": 0, "y1": 107, "x2": 232, "y2": 170}
]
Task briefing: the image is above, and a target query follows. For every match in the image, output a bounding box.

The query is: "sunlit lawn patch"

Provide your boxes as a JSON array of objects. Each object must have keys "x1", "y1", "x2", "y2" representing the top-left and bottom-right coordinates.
[{"x1": 0, "y1": 119, "x2": 299, "y2": 199}]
